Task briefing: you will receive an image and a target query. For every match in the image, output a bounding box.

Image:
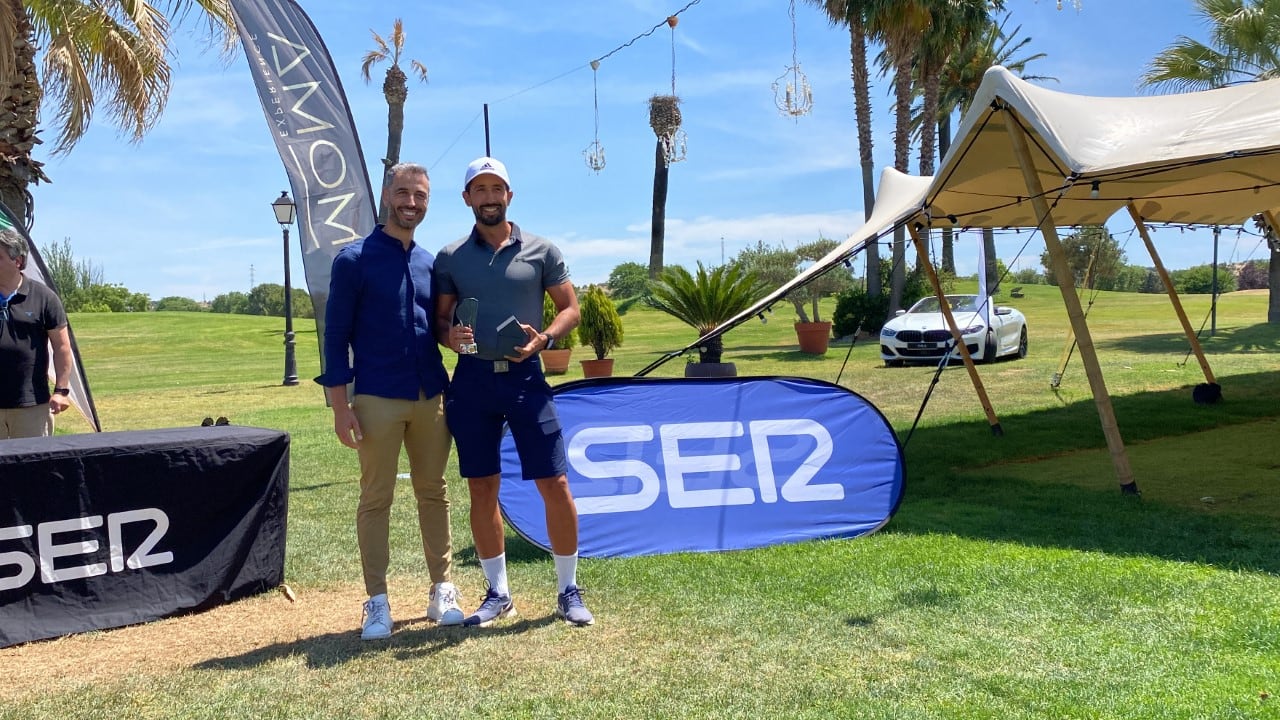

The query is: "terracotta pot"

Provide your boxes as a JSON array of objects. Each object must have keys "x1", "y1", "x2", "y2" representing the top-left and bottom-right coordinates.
[
  {"x1": 795, "y1": 321, "x2": 833, "y2": 355},
  {"x1": 579, "y1": 358, "x2": 614, "y2": 378},
  {"x1": 541, "y1": 348, "x2": 573, "y2": 375}
]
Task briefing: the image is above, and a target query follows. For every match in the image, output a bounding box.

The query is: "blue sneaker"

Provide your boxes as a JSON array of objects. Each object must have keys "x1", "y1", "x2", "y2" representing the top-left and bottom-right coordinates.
[
  {"x1": 556, "y1": 585, "x2": 594, "y2": 626},
  {"x1": 463, "y1": 587, "x2": 516, "y2": 627}
]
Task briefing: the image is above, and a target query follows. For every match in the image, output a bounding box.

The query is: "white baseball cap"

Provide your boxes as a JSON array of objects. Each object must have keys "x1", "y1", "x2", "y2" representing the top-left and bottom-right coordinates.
[{"x1": 463, "y1": 157, "x2": 511, "y2": 190}]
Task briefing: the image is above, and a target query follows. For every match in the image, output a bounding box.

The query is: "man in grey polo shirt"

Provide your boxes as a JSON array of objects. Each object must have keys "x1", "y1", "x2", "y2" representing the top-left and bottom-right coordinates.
[{"x1": 433, "y1": 156, "x2": 594, "y2": 627}]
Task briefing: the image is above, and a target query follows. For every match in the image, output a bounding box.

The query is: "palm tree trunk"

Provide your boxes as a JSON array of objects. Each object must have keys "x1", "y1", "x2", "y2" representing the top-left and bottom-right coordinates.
[
  {"x1": 915, "y1": 69, "x2": 944, "y2": 287},
  {"x1": 919, "y1": 73, "x2": 941, "y2": 177},
  {"x1": 889, "y1": 59, "x2": 913, "y2": 313},
  {"x1": 0, "y1": 2, "x2": 46, "y2": 230},
  {"x1": 939, "y1": 116, "x2": 955, "y2": 273},
  {"x1": 650, "y1": 139, "x2": 669, "y2": 279},
  {"x1": 1269, "y1": 246, "x2": 1280, "y2": 323},
  {"x1": 849, "y1": 18, "x2": 881, "y2": 298},
  {"x1": 983, "y1": 227, "x2": 998, "y2": 295},
  {"x1": 377, "y1": 67, "x2": 408, "y2": 224}
]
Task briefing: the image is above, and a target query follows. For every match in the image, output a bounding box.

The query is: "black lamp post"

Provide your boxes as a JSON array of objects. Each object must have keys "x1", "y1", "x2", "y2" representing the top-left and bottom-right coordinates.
[{"x1": 272, "y1": 190, "x2": 299, "y2": 386}]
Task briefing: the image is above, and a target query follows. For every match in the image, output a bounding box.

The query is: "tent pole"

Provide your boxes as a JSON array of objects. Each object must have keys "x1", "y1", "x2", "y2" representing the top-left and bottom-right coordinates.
[
  {"x1": 908, "y1": 223, "x2": 1003, "y2": 435},
  {"x1": 1125, "y1": 203, "x2": 1216, "y2": 386},
  {"x1": 1050, "y1": 247, "x2": 1098, "y2": 389},
  {"x1": 1004, "y1": 115, "x2": 1137, "y2": 494}
]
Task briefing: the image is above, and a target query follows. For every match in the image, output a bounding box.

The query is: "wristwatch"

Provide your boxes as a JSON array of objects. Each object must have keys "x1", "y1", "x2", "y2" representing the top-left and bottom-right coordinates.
[
  {"x1": 53, "y1": 388, "x2": 70, "y2": 396},
  {"x1": 543, "y1": 332, "x2": 556, "y2": 350}
]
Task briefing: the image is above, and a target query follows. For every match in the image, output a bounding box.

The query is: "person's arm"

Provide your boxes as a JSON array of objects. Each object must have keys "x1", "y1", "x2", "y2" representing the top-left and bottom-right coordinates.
[
  {"x1": 47, "y1": 325, "x2": 73, "y2": 415},
  {"x1": 314, "y1": 249, "x2": 361, "y2": 447},
  {"x1": 542, "y1": 281, "x2": 580, "y2": 346},
  {"x1": 434, "y1": 292, "x2": 471, "y2": 354}
]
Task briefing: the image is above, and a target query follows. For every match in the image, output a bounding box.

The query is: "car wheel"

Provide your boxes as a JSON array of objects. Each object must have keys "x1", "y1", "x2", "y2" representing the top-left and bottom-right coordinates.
[
  {"x1": 984, "y1": 331, "x2": 998, "y2": 363},
  {"x1": 1017, "y1": 326, "x2": 1028, "y2": 359}
]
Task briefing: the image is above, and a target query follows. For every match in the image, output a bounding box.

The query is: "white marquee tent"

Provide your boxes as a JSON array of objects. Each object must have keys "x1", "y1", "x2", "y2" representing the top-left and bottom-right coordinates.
[{"x1": 712, "y1": 66, "x2": 1280, "y2": 493}]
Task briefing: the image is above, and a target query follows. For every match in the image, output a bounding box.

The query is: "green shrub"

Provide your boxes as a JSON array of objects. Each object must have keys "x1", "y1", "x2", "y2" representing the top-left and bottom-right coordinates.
[
  {"x1": 606, "y1": 261, "x2": 651, "y2": 302},
  {"x1": 834, "y1": 286, "x2": 891, "y2": 337},
  {"x1": 542, "y1": 292, "x2": 576, "y2": 349},
  {"x1": 1171, "y1": 264, "x2": 1238, "y2": 294},
  {"x1": 155, "y1": 296, "x2": 204, "y2": 312},
  {"x1": 1012, "y1": 267, "x2": 1045, "y2": 285},
  {"x1": 578, "y1": 285, "x2": 623, "y2": 360}
]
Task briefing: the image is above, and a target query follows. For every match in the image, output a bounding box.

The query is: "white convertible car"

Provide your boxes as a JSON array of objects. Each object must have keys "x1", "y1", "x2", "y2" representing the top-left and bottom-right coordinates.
[{"x1": 879, "y1": 294, "x2": 1028, "y2": 367}]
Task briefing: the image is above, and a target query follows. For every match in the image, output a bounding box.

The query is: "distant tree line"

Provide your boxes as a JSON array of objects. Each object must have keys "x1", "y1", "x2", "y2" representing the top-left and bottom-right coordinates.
[
  {"x1": 209, "y1": 285, "x2": 314, "y2": 318},
  {"x1": 39, "y1": 237, "x2": 314, "y2": 316},
  {"x1": 1021, "y1": 226, "x2": 1267, "y2": 295},
  {"x1": 42, "y1": 237, "x2": 150, "y2": 312}
]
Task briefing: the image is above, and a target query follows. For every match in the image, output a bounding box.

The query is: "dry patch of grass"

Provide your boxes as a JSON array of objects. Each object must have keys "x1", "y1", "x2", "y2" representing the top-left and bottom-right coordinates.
[{"x1": 1, "y1": 584, "x2": 385, "y2": 701}]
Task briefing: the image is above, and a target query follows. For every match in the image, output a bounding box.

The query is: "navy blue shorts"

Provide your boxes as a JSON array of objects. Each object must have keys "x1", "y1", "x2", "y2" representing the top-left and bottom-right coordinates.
[{"x1": 445, "y1": 355, "x2": 567, "y2": 480}]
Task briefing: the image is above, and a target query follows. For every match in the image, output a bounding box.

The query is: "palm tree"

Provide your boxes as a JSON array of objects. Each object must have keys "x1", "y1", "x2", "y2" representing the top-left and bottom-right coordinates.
[
  {"x1": 1, "y1": 0, "x2": 235, "y2": 230},
  {"x1": 865, "y1": 1, "x2": 933, "y2": 313},
  {"x1": 916, "y1": 0, "x2": 993, "y2": 181},
  {"x1": 869, "y1": 0, "x2": 1001, "y2": 312},
  {"x1": 935, "y1": 15, "x2": 1052, "y2": 279},
  {"x1": 361, "y1": 18, "x2": 428, "y2": 225},
  {"x1": 647, "y1": 263, "x2": 766, "y2": 364},
  {"x1": 805, "y1": 0, "x2": 881, "y2": 297},
  {"x1": 1139, "y1": 0, "x2": 1280, "y2": 323}
]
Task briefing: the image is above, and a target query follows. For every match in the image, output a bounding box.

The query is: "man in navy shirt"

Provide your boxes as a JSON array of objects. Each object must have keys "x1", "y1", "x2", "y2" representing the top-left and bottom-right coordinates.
[{"x1": 315, "y1": 163, "x2": 462, "y2": 640}]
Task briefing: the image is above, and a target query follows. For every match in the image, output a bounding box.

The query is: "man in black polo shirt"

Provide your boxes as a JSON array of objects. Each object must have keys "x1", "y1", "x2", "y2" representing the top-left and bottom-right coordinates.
[
  {"x1": 0, "y1": 228, "x2": 73, "y2": 439},
  {"x1": 434, "y1": 157, "x2": 594, "y2": 627}
]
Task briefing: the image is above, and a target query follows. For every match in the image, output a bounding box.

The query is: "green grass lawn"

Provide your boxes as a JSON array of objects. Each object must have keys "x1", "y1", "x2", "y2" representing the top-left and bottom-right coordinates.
[{"x1": 4, "y1": 283, "x2": 1278, "y2": 719}]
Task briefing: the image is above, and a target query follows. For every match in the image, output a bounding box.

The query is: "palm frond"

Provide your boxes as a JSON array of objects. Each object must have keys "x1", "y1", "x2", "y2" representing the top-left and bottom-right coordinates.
[
  {"x1": 410, "y1": 59, "x2": 428, "y2": 83},
  {"x1": 361, "y1": 46, "x2": 389, "y2": 82},
  {"x1": 34, "y1": 1, "x2": 170, "y2": 154}
]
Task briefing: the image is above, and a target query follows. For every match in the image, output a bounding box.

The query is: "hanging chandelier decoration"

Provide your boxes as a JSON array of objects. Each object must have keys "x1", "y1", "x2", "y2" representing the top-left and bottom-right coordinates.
[
  {"x1": 583, "y1": 59, "x2": 606, "y2": 173},
  {"x1": 650, "y1": 15, "x2": 687, "y2": 166},
  {"x1": 773, "y1": 0, "x2": 813, "y2": 119}
]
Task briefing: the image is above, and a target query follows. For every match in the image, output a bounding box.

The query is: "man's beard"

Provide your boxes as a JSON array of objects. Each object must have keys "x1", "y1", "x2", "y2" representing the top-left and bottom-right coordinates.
[
  {"x1": 388, "y1": 205, "x2": 426, "y2": 231},
  {"x1": 474, "y1": 204, "x2": 507, "y2": 227}
]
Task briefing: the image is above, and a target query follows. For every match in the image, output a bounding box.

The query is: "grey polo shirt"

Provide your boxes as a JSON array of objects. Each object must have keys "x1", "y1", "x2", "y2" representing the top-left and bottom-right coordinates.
[{"x1": 434, "y1": 222, "x2": 570, "y2": 360}]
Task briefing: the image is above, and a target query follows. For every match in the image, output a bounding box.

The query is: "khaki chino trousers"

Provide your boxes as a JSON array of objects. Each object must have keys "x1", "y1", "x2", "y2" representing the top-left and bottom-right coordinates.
[
  {"x1": 0, "y1": 405, "x2": 53, "y2": 439},
  {"x1": 352, "y1": 391, "x2": 453, "y2": 597}
]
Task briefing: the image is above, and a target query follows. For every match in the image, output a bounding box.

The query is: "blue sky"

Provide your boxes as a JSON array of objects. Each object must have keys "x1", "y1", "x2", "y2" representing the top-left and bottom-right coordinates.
[{"x1": 27, "y1": 0, "x2": 1264, "y2": 301}]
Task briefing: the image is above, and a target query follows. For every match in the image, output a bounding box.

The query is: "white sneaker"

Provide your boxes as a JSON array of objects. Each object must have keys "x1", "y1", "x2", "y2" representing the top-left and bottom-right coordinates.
[
  {"x1": 427, "y1": 581, "x2": 464, "y2": 625},
  {"x1": 361, "y1": 594, "x2": 392, "y2": 640}
]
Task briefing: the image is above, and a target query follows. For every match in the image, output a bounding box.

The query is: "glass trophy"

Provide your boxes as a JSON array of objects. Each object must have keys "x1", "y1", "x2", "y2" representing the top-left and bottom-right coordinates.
[{"x1": 455, "y1": 298, "x2": 479, "y2": 354}]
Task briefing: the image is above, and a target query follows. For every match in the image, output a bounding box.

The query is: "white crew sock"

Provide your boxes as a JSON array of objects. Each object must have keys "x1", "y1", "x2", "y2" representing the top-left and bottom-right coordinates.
[
  {"x1": 553, "y1": 553, "x2": 579, "y2": 594},
  {"x1": 480, "y1": 554, "x2": 509, "y2": 596}
]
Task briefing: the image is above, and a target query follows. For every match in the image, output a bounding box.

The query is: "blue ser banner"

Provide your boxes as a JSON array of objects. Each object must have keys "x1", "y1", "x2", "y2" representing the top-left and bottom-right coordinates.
[{"x1": 499, "y1": 376, "x2": 905, "y2": 558}]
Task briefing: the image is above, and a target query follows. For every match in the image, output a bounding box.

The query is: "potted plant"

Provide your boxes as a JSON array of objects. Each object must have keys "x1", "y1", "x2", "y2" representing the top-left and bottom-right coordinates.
[
  {"x1": 790, "y1": 238, "x2": 853, "y2": 355},
  {"x1": 540, "y1": 293, "x2": 576, "y2": 375},
  {"x1": 647, "y1": 262, "x2": 765, "y2": 377},
  {"x1": 577, "y1": 285, "x2": 623, "y2": 378},
  {"x1": 730, "y1": 239, "x2": 851, "y2": 355}
]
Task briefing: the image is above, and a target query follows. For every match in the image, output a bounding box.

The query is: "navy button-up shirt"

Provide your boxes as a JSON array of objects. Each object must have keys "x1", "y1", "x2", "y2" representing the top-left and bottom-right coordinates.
[{"x1": 314, "y1": 226, "x2": 448, "y2": 400}]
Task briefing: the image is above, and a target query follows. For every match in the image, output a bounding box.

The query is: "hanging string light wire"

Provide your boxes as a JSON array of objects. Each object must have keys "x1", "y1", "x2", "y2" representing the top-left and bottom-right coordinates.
[
  {"x1": 431, "y1": 0, "x2": 704, "y2": 171},
  {"x1": 583, "y1": 60, "x2": 606, "y2": 173}
]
